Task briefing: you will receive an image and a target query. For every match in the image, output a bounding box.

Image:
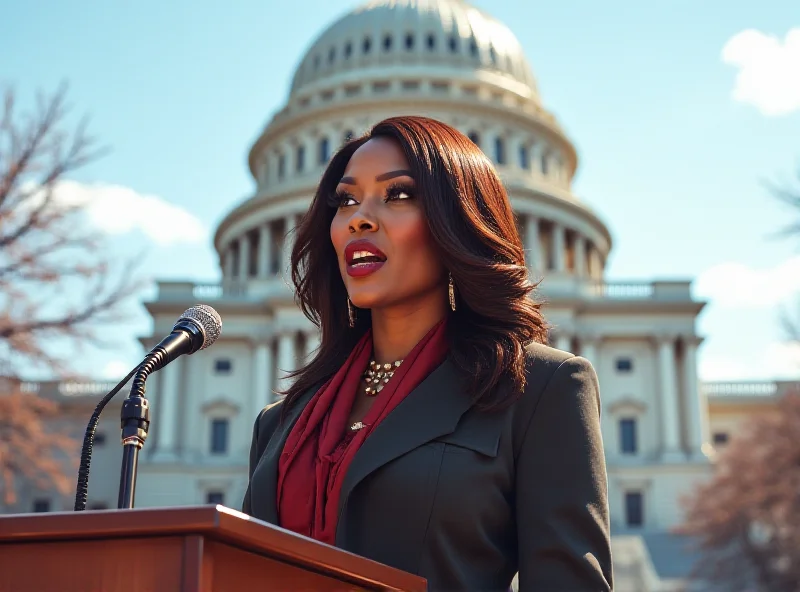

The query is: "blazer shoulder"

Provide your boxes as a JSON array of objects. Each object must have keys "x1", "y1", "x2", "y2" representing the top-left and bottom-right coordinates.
[
  {"x1": 254, "y1": 398, "x2": 285, "y2": 436},
  {"x1": 512, "y1": 341, "x2": 597, "y2": 434}
]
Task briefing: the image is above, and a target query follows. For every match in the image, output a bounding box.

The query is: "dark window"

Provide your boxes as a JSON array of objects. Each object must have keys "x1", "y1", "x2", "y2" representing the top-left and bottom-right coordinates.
[
  {"x1": 494, "y1": 137, "x2": 506, "y2": 165},
  {"x1": 214, "y1": 359, "x2": 232, "y2": 374},
  {"x1": 467, "y1": 131, "x2": 480, "y2": 147},
  {"x1": 519, "y1": 144, "x2": 529, "y2": 169},
  {"x1": 318, "y1": 137, "x2": 330, "y2": 164},
  {"x1": 278, "y1": 154, "x2": 285, "y2": 180},
  {"x1": 625, "y1": 492, "x2": 644, "y2": 527},
  {"x1": 489, "y1": 45, "x2": 497, "y2": 64},
  {"x1": 363, "y1": 37, "x2": 371, "y2": 53},
  {"x1": 616, "y1": 358, "x2": 633, "y2": 372},
  {"x1": 296, "y1": 145, "x2": 305, "y2": 172},
  {"x1": 469, "y1": 39, "x2": 479, "y2": 57},
  {"x1": 383, "y1": 34, "x2": 392, "y2": 51},
  {"x1": 541, "y1": 153, "x2": 549, "y2": 175},
  {"x1": 313, "y1": 55, "x2": 320, "y2": 70},
  {"x1": 328, "y1": 47, "x2": 335, "y2": 63},
  {"x1": 89, "y1": 502, "x2": 109, "y2": 510},
  {"x1": 93, "y1": 431, "x2": 107, "y2": 446},
  {"x1": 426, "y1": 34, "x2": 436, "y2": 50},
  {"x1": 713, "y1": 432, "x2": 729, "y2": 445},
  {"x1": 620, "y1": 418, "x2": 638, "y2": 454},
  {"x1": 210, "y1": 418, "x2": 229, "y2": 454},
  {"x1": 344, "y1": 42, "x2": 352, "y2": 58},
  {"x1": 448, "y1": 35, "x2": 458, "y2": 52},
  {"x1": 206, "y1": 491, "x2": 225, "y2": 505},
  {"x1": 405, "y1": 33, "x2": 414, "y2": 50},
  {"x1": 32, "y1": 499, "x2": 50, "y2": 513}
]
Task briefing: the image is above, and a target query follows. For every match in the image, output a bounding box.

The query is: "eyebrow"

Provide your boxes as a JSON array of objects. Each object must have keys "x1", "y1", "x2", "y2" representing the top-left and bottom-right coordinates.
[{"x1": 338, "y1": 169, "x2": 413, "y2": 185}]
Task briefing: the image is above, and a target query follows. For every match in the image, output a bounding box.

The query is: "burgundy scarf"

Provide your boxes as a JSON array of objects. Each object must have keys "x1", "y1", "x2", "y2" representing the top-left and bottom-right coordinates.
[{"x1": 276, "y1": 320, "x2": 448, "y2": 545}]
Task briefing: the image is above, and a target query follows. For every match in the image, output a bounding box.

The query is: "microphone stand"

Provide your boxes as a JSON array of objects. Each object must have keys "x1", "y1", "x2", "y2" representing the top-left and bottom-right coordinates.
[
  {"x1": 117, "y1": 388, "x2": 150, "y2": 509},
  {"x1": 116, "y1": 344, "x2": 172, "y2": 509}
]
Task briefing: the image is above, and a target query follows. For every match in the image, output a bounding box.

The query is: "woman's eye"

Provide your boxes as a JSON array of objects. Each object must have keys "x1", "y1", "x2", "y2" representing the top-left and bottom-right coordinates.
[
  {"x1": 336, "y1": 192, "x2": 357, "y2": 207},
  {"x1": 386, "y1": 184, "x2": 415, "y2": 201}
]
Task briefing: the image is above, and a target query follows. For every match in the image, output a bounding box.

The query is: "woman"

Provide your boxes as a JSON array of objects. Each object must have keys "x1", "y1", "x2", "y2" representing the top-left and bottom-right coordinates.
[{"x1": 242, "y1": 116, "x2": 613, "y2": 591}]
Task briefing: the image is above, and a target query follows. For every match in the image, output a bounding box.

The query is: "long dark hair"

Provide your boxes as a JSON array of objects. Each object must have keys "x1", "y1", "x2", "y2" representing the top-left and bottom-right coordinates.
[{"x1": 284, "y1": 116, "x2": 548, "y2": 411}]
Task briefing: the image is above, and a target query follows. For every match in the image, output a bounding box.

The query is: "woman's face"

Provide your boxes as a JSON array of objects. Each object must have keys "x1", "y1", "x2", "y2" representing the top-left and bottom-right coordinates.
[{"x1": 330, "y1": 137, "x2": 445, "y2": 313}]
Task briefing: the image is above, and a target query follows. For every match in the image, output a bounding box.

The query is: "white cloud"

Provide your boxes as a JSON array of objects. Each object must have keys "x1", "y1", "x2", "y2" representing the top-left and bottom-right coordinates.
[
  {"x1": 700, "y1": 341, "x2": 800, "y2": 381},
  {"x1": 48, "y1": 180, "x2": 207, "y2": 246},
  {"x1": 101, "y1": 359, "x2": 133, "y2": 379},
  {"x1": 721, "y1": 27, "x2": 800, "y2": 116},
  {"x1": 694, "y1": 256, "x2": 800, "y2": 308}
]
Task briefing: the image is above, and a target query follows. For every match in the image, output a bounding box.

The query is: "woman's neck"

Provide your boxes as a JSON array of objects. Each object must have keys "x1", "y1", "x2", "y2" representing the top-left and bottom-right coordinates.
[{"x1": 370, "y1": 294, "x2": 447, "y2": 363}]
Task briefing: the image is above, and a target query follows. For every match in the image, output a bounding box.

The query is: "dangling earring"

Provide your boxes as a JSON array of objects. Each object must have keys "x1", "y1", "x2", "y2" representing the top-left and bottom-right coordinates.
[
  {"x1": 347, "y1": 298, "x2": 356, "y2": 328},
  {"x1": 448, "y1": 273, "x2": 456, "y2": 312}
]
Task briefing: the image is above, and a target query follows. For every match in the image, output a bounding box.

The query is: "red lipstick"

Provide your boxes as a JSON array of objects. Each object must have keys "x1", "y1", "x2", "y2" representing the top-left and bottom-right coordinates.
[{"x1": 345, "y1": 239, "x2": 387, "y2": 278}]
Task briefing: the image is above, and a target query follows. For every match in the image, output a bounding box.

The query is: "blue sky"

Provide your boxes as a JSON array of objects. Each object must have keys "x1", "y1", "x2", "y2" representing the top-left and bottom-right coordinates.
[{"x1": 2, "y1": 0, "x2": 799, "y2": 381}]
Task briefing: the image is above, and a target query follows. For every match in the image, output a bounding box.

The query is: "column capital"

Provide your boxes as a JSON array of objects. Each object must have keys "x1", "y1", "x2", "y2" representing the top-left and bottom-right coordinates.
[
  {"x1": 579, "y1": 333, "x2": 603, "y2": 346},
  {"x1": 653, "y1": 333, "x2": 679, "y2": 346},
  {"x1": 682, "y1": 335, "x2": 704, "y2": 348}
]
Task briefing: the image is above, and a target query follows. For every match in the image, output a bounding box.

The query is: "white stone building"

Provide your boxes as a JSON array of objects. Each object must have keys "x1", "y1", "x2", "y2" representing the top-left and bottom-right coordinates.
[
  {"x1": 134, "y1": 1, "x2": 714, "y2": 588},
  {"x1": 7, "y1": 1, "x2": 796, "y2": 590}
]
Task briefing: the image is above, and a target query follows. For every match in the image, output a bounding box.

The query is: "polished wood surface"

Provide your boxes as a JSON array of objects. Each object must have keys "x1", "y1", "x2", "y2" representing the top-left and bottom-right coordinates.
[{"x1": 0, "y1": 505, "x2": 427, "y2": 592}]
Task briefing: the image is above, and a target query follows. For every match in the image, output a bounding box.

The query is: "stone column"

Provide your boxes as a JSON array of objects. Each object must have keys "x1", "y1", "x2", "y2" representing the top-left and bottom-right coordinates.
[
  {"x1": 258, "y1": 224, "x2": 272, "y2": 279},
  {"x1": 555, "y1": 333, "x2": 572, "y2": 353},
  {"x1": 282, "y1": 214, "x2": 295, "y2": 278},
  {"x1": 580, "y1": 335, "x2": 600, "y2": 364},
  {"x1": 657, "y1": 336, "x2": 683, "y2": 461},
  {"x1": 276, "y1": 332, "x2": 296, "y2": 393},
  {"x1": 551, "y1": 223, "x2": 566, "y2": 273},
  {"x1": 238, "y1": 234, "x2": 250, "y2": 280},
  {"x1": 683, "y1": 336, "x2": 707, "y2": 460},
  {"x1": 152, "y1": 356, "x2": 182, "y2": 461},
  {"x1": 588, "y1": 245, "x2": 603, "y2": 280},
  {"x1": 223, "y1": 247, "x2": 235, "y2": 280},
  {"x1": 524, "y1": 215, "x2": 542, "y2": 276},
  {"x1": 251, "y1": 342, "x2": 273, "y2": 420},
  {"x1": 573, "y1": 235, "x2": 586, "y2": 277}
]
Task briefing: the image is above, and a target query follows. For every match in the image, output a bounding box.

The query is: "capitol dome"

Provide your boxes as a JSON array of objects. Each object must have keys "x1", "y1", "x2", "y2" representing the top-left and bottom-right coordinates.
[
  {"x1": 214, "y1": 0, "x2": 614, "y2": 310},
  {"x1": 290, "y1": 0, "x2": 539, "y2": 103}
]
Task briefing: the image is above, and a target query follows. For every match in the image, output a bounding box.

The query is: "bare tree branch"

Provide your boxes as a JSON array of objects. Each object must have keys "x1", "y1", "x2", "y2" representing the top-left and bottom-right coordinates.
[{"x1": 0, "y1": 84, "x2": 143, "y2": 508}]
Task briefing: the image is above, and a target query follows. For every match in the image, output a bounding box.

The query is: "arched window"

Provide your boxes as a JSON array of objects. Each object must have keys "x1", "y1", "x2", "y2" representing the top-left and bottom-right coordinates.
[
  {"x1": 295, "y1": 144, "x2": 305, "y2": 173},
  {"x1": 494, "y1": 137, "x2": 506, "y2": 165},
  {"x1": 519, "y1": 144, "x2": 529, "y2": 169},
  {"x1": 277, "y1": 153, "x2": 286, "y2": 180},
  {"x1": 344, "y1": 42, "x2": 352, "y2": 59},
  {"x1": 328, "y1": 47, "x2": 336, "y2": 64},
  {"x1": 448, "y1": 35, "x2": 458, "y2": 52},
  {"x1": 383, "y1": 34, "x2": 392, "y2": 51},
  {"x1": 426, "y1": 34, "x2": 436, "y2": 50},
  {"x1": 363, "y1": 37, "x2": 372, "y2": 53},
  {"x1": 318, "y1": 137, "x2": 330, "y2": 164},
  {"x1": 405, "y1": 33, "x2": 414, "y2": 50}
]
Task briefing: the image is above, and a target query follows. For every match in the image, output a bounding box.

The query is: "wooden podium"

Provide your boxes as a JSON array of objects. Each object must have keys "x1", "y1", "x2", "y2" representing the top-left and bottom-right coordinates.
[{"x1": 0, "y1": 505, "x2": 427, "y2": 592}]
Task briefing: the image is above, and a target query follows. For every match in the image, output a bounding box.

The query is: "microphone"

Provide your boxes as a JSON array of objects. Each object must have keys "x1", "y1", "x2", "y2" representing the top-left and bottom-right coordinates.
[
  {"x1": 73, "y1": 305, "x2": 222, "y2": 512},
  {"x1": 142, "y1": 304, "x2": 223, "y2": 374}
]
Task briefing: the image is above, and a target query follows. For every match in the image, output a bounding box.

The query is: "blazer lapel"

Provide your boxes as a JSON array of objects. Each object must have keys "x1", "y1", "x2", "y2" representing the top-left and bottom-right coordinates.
[
  {"x1": 253, "y1": 385, "x2": 317, "y2": 524},
  {"x1": 337, "y1": 358, "x2": 473, "y2": 520}
]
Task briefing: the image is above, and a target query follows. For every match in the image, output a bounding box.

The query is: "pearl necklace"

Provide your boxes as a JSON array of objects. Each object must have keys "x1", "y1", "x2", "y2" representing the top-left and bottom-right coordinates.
[{"x1": 363, "y1": 359, "x2": 403, "y2": 396}]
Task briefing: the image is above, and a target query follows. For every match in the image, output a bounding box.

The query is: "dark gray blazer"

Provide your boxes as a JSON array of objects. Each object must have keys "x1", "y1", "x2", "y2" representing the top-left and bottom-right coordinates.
[{"x1": 242, "y1": 342, "x2": 613, "y2": 591}]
